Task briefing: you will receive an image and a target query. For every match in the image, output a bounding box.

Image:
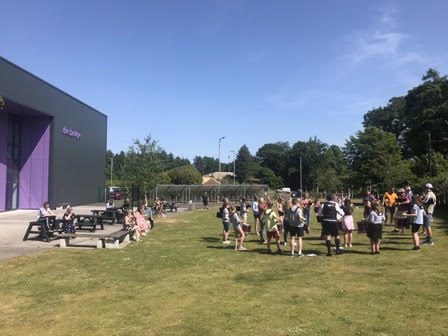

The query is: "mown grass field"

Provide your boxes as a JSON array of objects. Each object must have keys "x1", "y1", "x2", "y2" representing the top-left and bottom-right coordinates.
[{"x1": 0, "y1": 206, "x2": 447, "y2": 336}]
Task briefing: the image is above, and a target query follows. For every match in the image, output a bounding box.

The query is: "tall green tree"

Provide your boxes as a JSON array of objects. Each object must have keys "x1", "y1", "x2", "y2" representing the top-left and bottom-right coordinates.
[
  {"x1": 235, "y1": 145, "x2": 257, "y2": 183},
  {"x1": 255, "y1": 142, "x2": 290, "y2": 178},
  {"x1": 193, "y1": 156, "x2": 219, "y2": 175},
  {"x1": 401, "y1": 69, "x2": 448, "y2": 157},
  {"x1": 344, "y1": 127, "x2": 413, "y2": 190},
  {"x1": 286, "y1": 137, "x2": 328, "y2": 191},
  {"x1": 167, "y1": 165, "x2": 202, "y2": 185},
  {"x1": 363, "y1": 96, "x2": 406, "y2": 138},
  {"x1": 363, "y1": 69, "x2": 448, "y2": 158},
  {"x1": 256, "y1": 166, "x2": 284, "y2": 189},
  {"x1": 122, "y1": 135, "x2": 165, "y2": 191},
  {"x1": 315, "y1": 145, "x2": 348, "y2": 192}
]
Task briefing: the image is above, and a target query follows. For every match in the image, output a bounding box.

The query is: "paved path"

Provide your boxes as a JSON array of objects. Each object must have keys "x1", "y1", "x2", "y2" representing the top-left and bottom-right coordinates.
[{"x1": 0, "y1": 204, "x2": 186, "y2": 262}]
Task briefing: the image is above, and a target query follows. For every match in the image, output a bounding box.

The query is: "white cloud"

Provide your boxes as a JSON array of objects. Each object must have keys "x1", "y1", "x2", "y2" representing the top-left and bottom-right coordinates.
[{"x1": 347, "y1": 8, "x2": 426, "y2": 66}]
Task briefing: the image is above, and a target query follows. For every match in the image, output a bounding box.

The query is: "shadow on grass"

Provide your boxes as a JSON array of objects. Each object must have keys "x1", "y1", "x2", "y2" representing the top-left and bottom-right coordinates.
[
  {"x1": 200, "y1": 236, "x2": 221, "y2": 243},
  {"x1": 342, "y1": 249, "x2": 372, "y2": 255},
  {"x1": 381, "y1": 240, "x2": 411, "y2": 245},
  {"x1": 380, "y1": 246, "x2": 411, "y2": 252},
  {"x1": 383, "y1": 234, "x2": 411, "y2": 239}
]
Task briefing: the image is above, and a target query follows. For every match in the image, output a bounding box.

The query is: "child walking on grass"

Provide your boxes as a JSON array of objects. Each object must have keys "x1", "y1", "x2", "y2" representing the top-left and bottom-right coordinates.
[
  {"x1": 260, "y1": 199, "x2": 282, "y2": 254},
  {"x1": 286, "y1": 198, "x2": 306, "y2": 257},
  {"x1": 367, "y1": 201, "x2": 385, "y2": 254},
  {"x1": 406, "y1": 196, "x2": 426, "y2": 251},
  {"x1": 229, "y1": 205, "x2": 246, "y2": 251},
  {"x1": 341, "y1": 198, "x2": 355, "y2": 248}
]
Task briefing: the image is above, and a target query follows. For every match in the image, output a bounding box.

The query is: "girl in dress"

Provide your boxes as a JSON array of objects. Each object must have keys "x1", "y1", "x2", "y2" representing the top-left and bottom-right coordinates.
[
  {"x1": 367, "y1": 201, "x2": 385, "y2": 254},
  {"x1": 124, "y1": 209, "x2": 141, "y2": 241},
  {"x1": 341, "y1": 198, "x2": 355, "y2": 247},
  {"x1": 135, "y1": 204, "x2": 150, "y2": 236}
]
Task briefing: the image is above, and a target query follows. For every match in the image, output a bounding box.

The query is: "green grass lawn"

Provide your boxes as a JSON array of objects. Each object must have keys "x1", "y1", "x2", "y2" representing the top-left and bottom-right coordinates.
[{"x1": 0, "y1": 207, "x2": 447, "y2": 336}]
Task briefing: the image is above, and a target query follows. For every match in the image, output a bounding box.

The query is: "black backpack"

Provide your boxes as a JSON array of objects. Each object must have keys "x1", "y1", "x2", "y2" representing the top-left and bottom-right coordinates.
[
  {"x1": 216, "y1": 207, "x2": 223, "y2": 219},
  {"x1": 322, "y1": 202, "x2": 337, "y2": 220}
]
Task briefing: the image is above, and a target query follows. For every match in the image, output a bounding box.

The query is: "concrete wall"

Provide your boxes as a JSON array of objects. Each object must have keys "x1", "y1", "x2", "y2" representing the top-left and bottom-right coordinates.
[{"x1": 0, "y1": 57, "x2": 107, "y2": 208}]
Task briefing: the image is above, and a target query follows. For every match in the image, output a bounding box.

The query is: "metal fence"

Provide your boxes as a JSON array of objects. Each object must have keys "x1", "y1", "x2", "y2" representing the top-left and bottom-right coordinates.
[{"x1": 148, "y1": 185, "x2": 269, "y2": 203}]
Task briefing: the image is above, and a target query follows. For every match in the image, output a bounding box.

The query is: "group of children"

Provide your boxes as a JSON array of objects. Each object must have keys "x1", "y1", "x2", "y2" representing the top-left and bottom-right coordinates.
[
  {"x1": 218, "y1": 185, "x2": 436, "y2": 256},
  {"x1": 220, "y1": 196, "x2": 310, "y2": 256}
]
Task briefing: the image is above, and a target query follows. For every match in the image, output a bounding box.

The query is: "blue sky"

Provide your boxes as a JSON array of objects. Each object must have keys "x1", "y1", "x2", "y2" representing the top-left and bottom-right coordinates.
[{"x1": 2, "y1": 0, "x2": 447, "y2": 162}]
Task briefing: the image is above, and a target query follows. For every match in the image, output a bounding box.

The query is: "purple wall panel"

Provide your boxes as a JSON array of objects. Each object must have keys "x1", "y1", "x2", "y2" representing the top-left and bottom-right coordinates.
[
  {"x1": 0, "y1": 112, "x2": 7, "y2": 212},
  {"x1": 19, "y1": 117, "x2": 50, "y2": 209}
]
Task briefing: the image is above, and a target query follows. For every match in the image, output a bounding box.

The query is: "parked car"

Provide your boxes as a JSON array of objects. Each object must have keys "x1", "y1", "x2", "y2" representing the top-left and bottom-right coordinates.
[
  {"x1": 277, "y1": 187, "x2": 291, "y2": 193},
  {"x1": 108, "y1": 187, "x2": 124, "y2": 200}
]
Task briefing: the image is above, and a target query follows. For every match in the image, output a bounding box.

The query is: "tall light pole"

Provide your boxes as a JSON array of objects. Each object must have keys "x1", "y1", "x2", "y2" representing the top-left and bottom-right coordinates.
[
  {"x1": 231, "y1": 150, "x2": 236, "y2": 185},
  {"x1": 110, "y1": 156, "x2": 114, "y2": 186},
  {"x1": 299, "y1": 156, "x2": 303, "y2": 198},
  {"x1": 218, "y1": 136, "x2": 225, "y2": 173}
]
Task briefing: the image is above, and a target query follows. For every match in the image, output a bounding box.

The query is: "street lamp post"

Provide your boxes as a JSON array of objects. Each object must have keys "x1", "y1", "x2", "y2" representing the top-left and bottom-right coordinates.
[
  {"x1": 231, "y1": 150, "x2": 236, "y2": 185},
  {"x1": 110, "y1": 156, "x2": 114, "y2": 186},
  {"x1": 299, "y1": 156, "x2": 303, "y2": 198},
  {"x1": 218, "y1": 136, "x2": 225, "y2": 173}
]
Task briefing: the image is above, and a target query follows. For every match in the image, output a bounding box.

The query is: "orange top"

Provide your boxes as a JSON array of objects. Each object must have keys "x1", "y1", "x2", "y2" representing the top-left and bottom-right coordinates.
[{"x1": 383, "y1": 192, "x2": 398, "y2": 207}]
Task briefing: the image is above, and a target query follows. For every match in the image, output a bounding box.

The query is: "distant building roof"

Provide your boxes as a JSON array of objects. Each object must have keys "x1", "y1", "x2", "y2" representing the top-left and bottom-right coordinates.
[{"x1": 202, "y1": 176, "x2": 221, "y2": 185}]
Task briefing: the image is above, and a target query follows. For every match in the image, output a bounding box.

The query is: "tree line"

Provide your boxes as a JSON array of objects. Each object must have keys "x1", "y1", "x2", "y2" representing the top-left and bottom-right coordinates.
[{"x1": 106, "y1": 69, "x2": 448, "y2": 198}]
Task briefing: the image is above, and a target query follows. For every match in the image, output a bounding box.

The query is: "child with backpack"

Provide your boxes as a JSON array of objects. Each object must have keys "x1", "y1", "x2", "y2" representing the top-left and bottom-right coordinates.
[
  {"x1": 286, "y1": 198, "x2": 306, "y2": 257},
  {"x1": 221, "y1": 199, "x2": 231, "y2": 244}
]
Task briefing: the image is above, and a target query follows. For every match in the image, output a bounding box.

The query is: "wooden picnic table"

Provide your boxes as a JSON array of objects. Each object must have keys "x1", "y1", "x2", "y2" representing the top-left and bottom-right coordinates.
[
  {"x1": 90, "y1": 209, "x2": 120, "y2": 223},
  {"x1": 23, "y1": 218, "x2": 62, "y2": 242},
  {"x1": 75, "y1": 214, "x2": 104, "y2": 231},
  {"x1": 59, "y1": 230, "x2": 130, "y2": 249}
]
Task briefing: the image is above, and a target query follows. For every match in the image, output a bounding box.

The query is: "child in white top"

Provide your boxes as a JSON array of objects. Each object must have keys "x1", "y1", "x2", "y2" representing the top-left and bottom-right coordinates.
[
  {"x1": 406, "y1": 196, "x2": 426, "y2": 251},
  {"x1": 229, "y1": 205, "x2": 246, "y2": 251}
]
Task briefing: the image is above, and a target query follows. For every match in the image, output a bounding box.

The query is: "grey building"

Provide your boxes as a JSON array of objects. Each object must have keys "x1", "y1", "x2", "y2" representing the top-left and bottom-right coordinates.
[{"x1": 0, "y1": 56, "x2": 107, "y2": 212}]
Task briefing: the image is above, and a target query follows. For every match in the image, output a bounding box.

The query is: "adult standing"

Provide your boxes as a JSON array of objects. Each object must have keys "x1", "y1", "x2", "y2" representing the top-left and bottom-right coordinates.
[
  {"x1": 202, "y1": 192, "x2": 209, "y2": 210},
  {"x1": 318, "y1": 193, "x2": 345, "y2": 256},
  {"x1": 382, "y1": 187, "x2": 398, "y2": 225},
  {"x1": 422, "y1": 183, "x2": 436, "y2": 245}
]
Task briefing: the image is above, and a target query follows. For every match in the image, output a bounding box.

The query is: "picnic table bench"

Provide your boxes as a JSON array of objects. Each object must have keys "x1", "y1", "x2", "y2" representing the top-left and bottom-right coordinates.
[
  {"x1": 91, "y1": 209, "x2": 121, "y2": 223},
  {"x1": 163, "y1": 202, "x2": 177, "y2": 212},
  {"x1": 75, "y1": 214, "x2": 105, "y2": 231},
  {"x1": 22, "y1": 219, "x2": 63, "y2": 242},
  {"x1": 59, "y1": 230, "x2": 130, "y2": 249}
]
